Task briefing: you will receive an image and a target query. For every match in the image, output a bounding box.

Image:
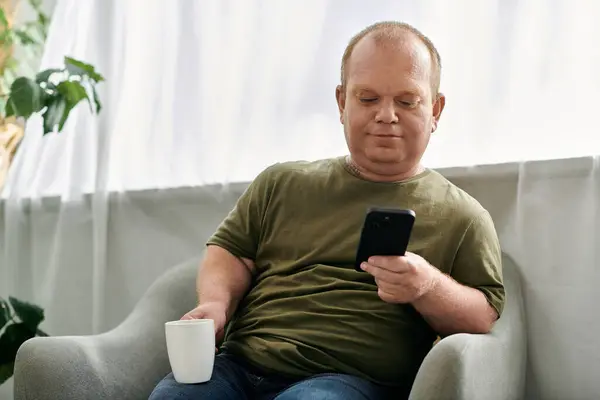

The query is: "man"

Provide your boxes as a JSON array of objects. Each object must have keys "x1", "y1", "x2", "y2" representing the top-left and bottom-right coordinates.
[{"x1": 150, "y1": 20, "x2": 504, "y2": 400}]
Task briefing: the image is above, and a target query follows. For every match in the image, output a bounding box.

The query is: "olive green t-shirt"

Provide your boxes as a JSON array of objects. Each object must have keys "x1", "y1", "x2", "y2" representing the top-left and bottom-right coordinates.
[{"x1": 207, "y1": 157, "x2": 504, "y2": 388}]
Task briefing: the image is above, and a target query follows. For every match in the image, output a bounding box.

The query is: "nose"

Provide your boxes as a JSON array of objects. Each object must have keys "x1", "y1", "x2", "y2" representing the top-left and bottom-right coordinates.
[{"x1": 375, "y1": 100, "x2": 399, "y2": 124}]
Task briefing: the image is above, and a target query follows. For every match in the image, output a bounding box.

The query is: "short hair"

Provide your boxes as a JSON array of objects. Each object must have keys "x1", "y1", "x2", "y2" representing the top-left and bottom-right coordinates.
[{"x1": 340, "y1": 21, "x2": 442, "y2": 95}]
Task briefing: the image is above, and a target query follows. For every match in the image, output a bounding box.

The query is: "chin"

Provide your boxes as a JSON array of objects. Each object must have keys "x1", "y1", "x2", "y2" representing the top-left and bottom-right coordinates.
[{"x1": 364, "y1": 148, "x2": 405, "y2": 164}]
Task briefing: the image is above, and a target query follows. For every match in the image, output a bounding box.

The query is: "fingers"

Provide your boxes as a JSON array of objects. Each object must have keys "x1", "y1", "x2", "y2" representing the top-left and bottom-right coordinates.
[
  {"x1": 367, "y1": 255, "x2": 416, "y2": 273},
  {"x1": 180, "y1": 312, "x2": 200, "y2": 320},
  {"x1": 374, "y1": 277, "x2": 399, "y2": 292},
  {"x1": 361, "y1": 262, "x2": 403, "y2": 284},
  {"x1": 377, "y1": 288, "x2": 396, "y2": 303},
  {"x1": 180, "y1": 309, "x2": 204, "y2": 320}
]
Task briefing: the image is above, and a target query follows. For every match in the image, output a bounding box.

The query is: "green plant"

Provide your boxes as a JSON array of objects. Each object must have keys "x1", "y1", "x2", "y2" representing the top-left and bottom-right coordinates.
[
  {"x1": 2, "y1": 56, "x2": 104, "y2": 133},
  {"x1": 1, "y1": 0, "x2": 104, "y2": 134},
  {"x1": 0, "y1": 296, "x2": 48, "y2": 385}
]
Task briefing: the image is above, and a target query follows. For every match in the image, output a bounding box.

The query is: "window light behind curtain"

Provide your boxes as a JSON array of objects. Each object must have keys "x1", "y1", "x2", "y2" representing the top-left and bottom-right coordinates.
[{"x1": 3, "y1": 0, "x2": 600, "y2": 197}]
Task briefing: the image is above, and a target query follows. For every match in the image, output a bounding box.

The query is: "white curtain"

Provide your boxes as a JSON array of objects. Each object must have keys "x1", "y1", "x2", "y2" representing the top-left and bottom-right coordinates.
[
  {"x1": 4, "y1": 0, "x2": 600, "y2": 195},
  {"x1": 1, "y1": 0, "x2": 600, "y2": 399}
]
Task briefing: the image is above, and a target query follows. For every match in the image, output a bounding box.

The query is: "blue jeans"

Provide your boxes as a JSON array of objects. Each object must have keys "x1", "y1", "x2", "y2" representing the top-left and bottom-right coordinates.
[{"x1": 149, "y1": 352, "x2": 400, "y2": 400}]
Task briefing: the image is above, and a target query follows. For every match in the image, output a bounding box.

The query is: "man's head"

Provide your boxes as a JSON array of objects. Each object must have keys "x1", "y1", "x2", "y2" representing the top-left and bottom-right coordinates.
[{"x1": 336, "y1": 21, "x2": 445, "y2": 181}]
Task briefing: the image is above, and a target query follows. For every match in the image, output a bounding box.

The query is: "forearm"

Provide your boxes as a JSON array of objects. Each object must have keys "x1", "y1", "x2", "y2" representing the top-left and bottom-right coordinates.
[
  {"x1": 197, "y1": 245, "x2": 254, "y2": 320},
  {"x1": 412, "y1": 271, "x2": 498, "y2": 336}
]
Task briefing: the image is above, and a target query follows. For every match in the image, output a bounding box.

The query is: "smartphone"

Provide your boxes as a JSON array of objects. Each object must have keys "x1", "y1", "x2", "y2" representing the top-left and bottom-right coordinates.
[{"x1": 354, "y1": 207, "x2": 416, "y2": 272}]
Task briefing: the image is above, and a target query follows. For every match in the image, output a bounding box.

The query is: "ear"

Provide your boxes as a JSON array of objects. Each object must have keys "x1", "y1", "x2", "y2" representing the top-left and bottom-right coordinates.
[
  {"x1": 431, "y1": 93, "x2": 446, "y2": 132},
  {"x1": 335, "y1": 85, "x2": 346, "y2": 124}
]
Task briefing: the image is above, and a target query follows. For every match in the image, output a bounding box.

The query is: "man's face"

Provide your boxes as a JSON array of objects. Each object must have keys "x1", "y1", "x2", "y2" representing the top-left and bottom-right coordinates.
[{"x1": 336, "y1": 35, "x2": 445, "y2": 173}]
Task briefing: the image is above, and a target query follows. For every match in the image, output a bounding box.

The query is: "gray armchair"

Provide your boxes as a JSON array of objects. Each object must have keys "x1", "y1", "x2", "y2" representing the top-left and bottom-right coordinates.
[{"x1": 14, "y1": 254, "x2": 526, "y2": 400}]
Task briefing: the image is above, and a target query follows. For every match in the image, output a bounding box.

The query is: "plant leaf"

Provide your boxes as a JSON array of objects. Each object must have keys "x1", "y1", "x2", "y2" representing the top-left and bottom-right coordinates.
[
  {"x1": 0, "y1": 31, "x2": 12, "y2": 49},
  {"x1": 37, "y1": 12, "x2": 49, "y2": 32},
  {"x1": 64, "y1": 56, "x2": 105, "y2": 82},
  {"x1": 0, "y1": 362, "x2": 14, "y2": 385},
  {"x1": 0, "y1": 7, "x2": 8, "y2": 28},
  {"x1": 36, "y1": 328, "x2": 49, "y2": 337},
  {"x1": 14, "y1": 29, "x2": 37, "y2": 46},
  {"x1": 8, "y1": 297, "x2": 44, "y2": 333},
  {"x1": 29, "y1": 0, "x2": 43, "y2": 10},
  {"x1": 5, "y1": 77, "x2": 44, "y2": 119},
  {"x1": 36, "y1": 68, "x2": 63, "y2": 84},
  {"x1": 55, "y1": 81, "x2": 89, "y2": 130},
  {"x1": 0, "y1": 323, "x2": 35, "y2": 364},
  {"x1": 57, "y1": 80, "x2": 88, "y2": 107},
  {"x1": 91, "y1": 85, "x2": 102, "y2": 114},
  {"x1": 58, "y1": 103, "x2": 76, "y2": 131},
  {"x1": 5, "y1": 98, "x2": 15, "y2": 118},
  {"x1": 41, "y1": 95, "x2": 67, "y2": 134},
  {"x1": 0, "y1": 299, "x2": 10, "y2": 331}
]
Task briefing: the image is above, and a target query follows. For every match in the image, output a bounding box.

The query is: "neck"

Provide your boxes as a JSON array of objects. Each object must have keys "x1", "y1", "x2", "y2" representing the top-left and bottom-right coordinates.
[{"x1": 345, "y1": 156, "x2": 425, "y2": 183}]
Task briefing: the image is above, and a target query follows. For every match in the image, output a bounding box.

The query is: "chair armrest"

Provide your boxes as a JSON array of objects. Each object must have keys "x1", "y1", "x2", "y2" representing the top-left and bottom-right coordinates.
[
  {"x1": 409, "y1": 254, "x2": 527, "y2": 400},
  {"x1": 14, "y1": 256, "x2": 200, "y2": 400}
]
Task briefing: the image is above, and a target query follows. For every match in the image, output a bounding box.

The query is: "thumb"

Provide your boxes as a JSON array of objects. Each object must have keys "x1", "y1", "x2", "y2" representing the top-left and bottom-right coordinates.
[{"x1": 180, "y1": 309, "x2": 204, "y2": 320}]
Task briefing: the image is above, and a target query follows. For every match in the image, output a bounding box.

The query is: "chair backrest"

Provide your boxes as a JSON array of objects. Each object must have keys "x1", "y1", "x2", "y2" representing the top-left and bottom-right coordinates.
[{"x1": 107, "y1": 255, "x2": 201, "y2": 338}]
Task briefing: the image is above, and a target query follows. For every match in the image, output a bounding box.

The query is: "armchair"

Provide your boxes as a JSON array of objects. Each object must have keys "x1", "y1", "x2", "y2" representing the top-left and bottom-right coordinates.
[{"x1": 14, "y1": 253, "x2": 526, "y2": 399}]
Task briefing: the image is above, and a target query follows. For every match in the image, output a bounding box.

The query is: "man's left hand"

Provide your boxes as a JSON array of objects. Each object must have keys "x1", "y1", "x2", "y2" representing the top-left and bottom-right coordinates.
[{"x1": 360, "y1": 252, "x2": 441, "y2": 304}]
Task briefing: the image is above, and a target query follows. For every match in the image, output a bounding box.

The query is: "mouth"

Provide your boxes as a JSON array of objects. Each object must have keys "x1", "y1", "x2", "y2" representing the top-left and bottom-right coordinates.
[{"x1": 369, "y1": 133, "x2": 402, "y2": 138}]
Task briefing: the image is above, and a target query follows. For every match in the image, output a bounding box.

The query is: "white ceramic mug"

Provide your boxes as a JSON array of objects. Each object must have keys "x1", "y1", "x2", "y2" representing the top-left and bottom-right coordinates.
[{"x1": 165, "y1": 319, "x2": 216, "y2": 384}]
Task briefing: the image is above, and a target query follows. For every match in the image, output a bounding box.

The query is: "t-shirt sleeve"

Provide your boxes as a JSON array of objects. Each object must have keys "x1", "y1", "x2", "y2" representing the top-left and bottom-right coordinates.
[
  {"x1": 451, "y1": 210, "x2": 505, "y2": 317},
  {"x1": 206, "y1": 166, "x2": 275, "y2": 260}
]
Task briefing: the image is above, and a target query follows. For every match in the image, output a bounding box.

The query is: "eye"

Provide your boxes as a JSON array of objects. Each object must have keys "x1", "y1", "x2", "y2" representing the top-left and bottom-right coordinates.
[
  {"x1": 399, "y1": 101, "x2": 417, "y2": 108},
  {"x1": 359, "y1": 98, "x2": 378, "y2": 103}
]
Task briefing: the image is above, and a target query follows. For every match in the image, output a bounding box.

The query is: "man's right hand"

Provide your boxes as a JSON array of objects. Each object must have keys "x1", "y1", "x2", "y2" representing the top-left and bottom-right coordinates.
[{"x1": 181, "y1": 301, "x2": 228, "y2": 345}]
